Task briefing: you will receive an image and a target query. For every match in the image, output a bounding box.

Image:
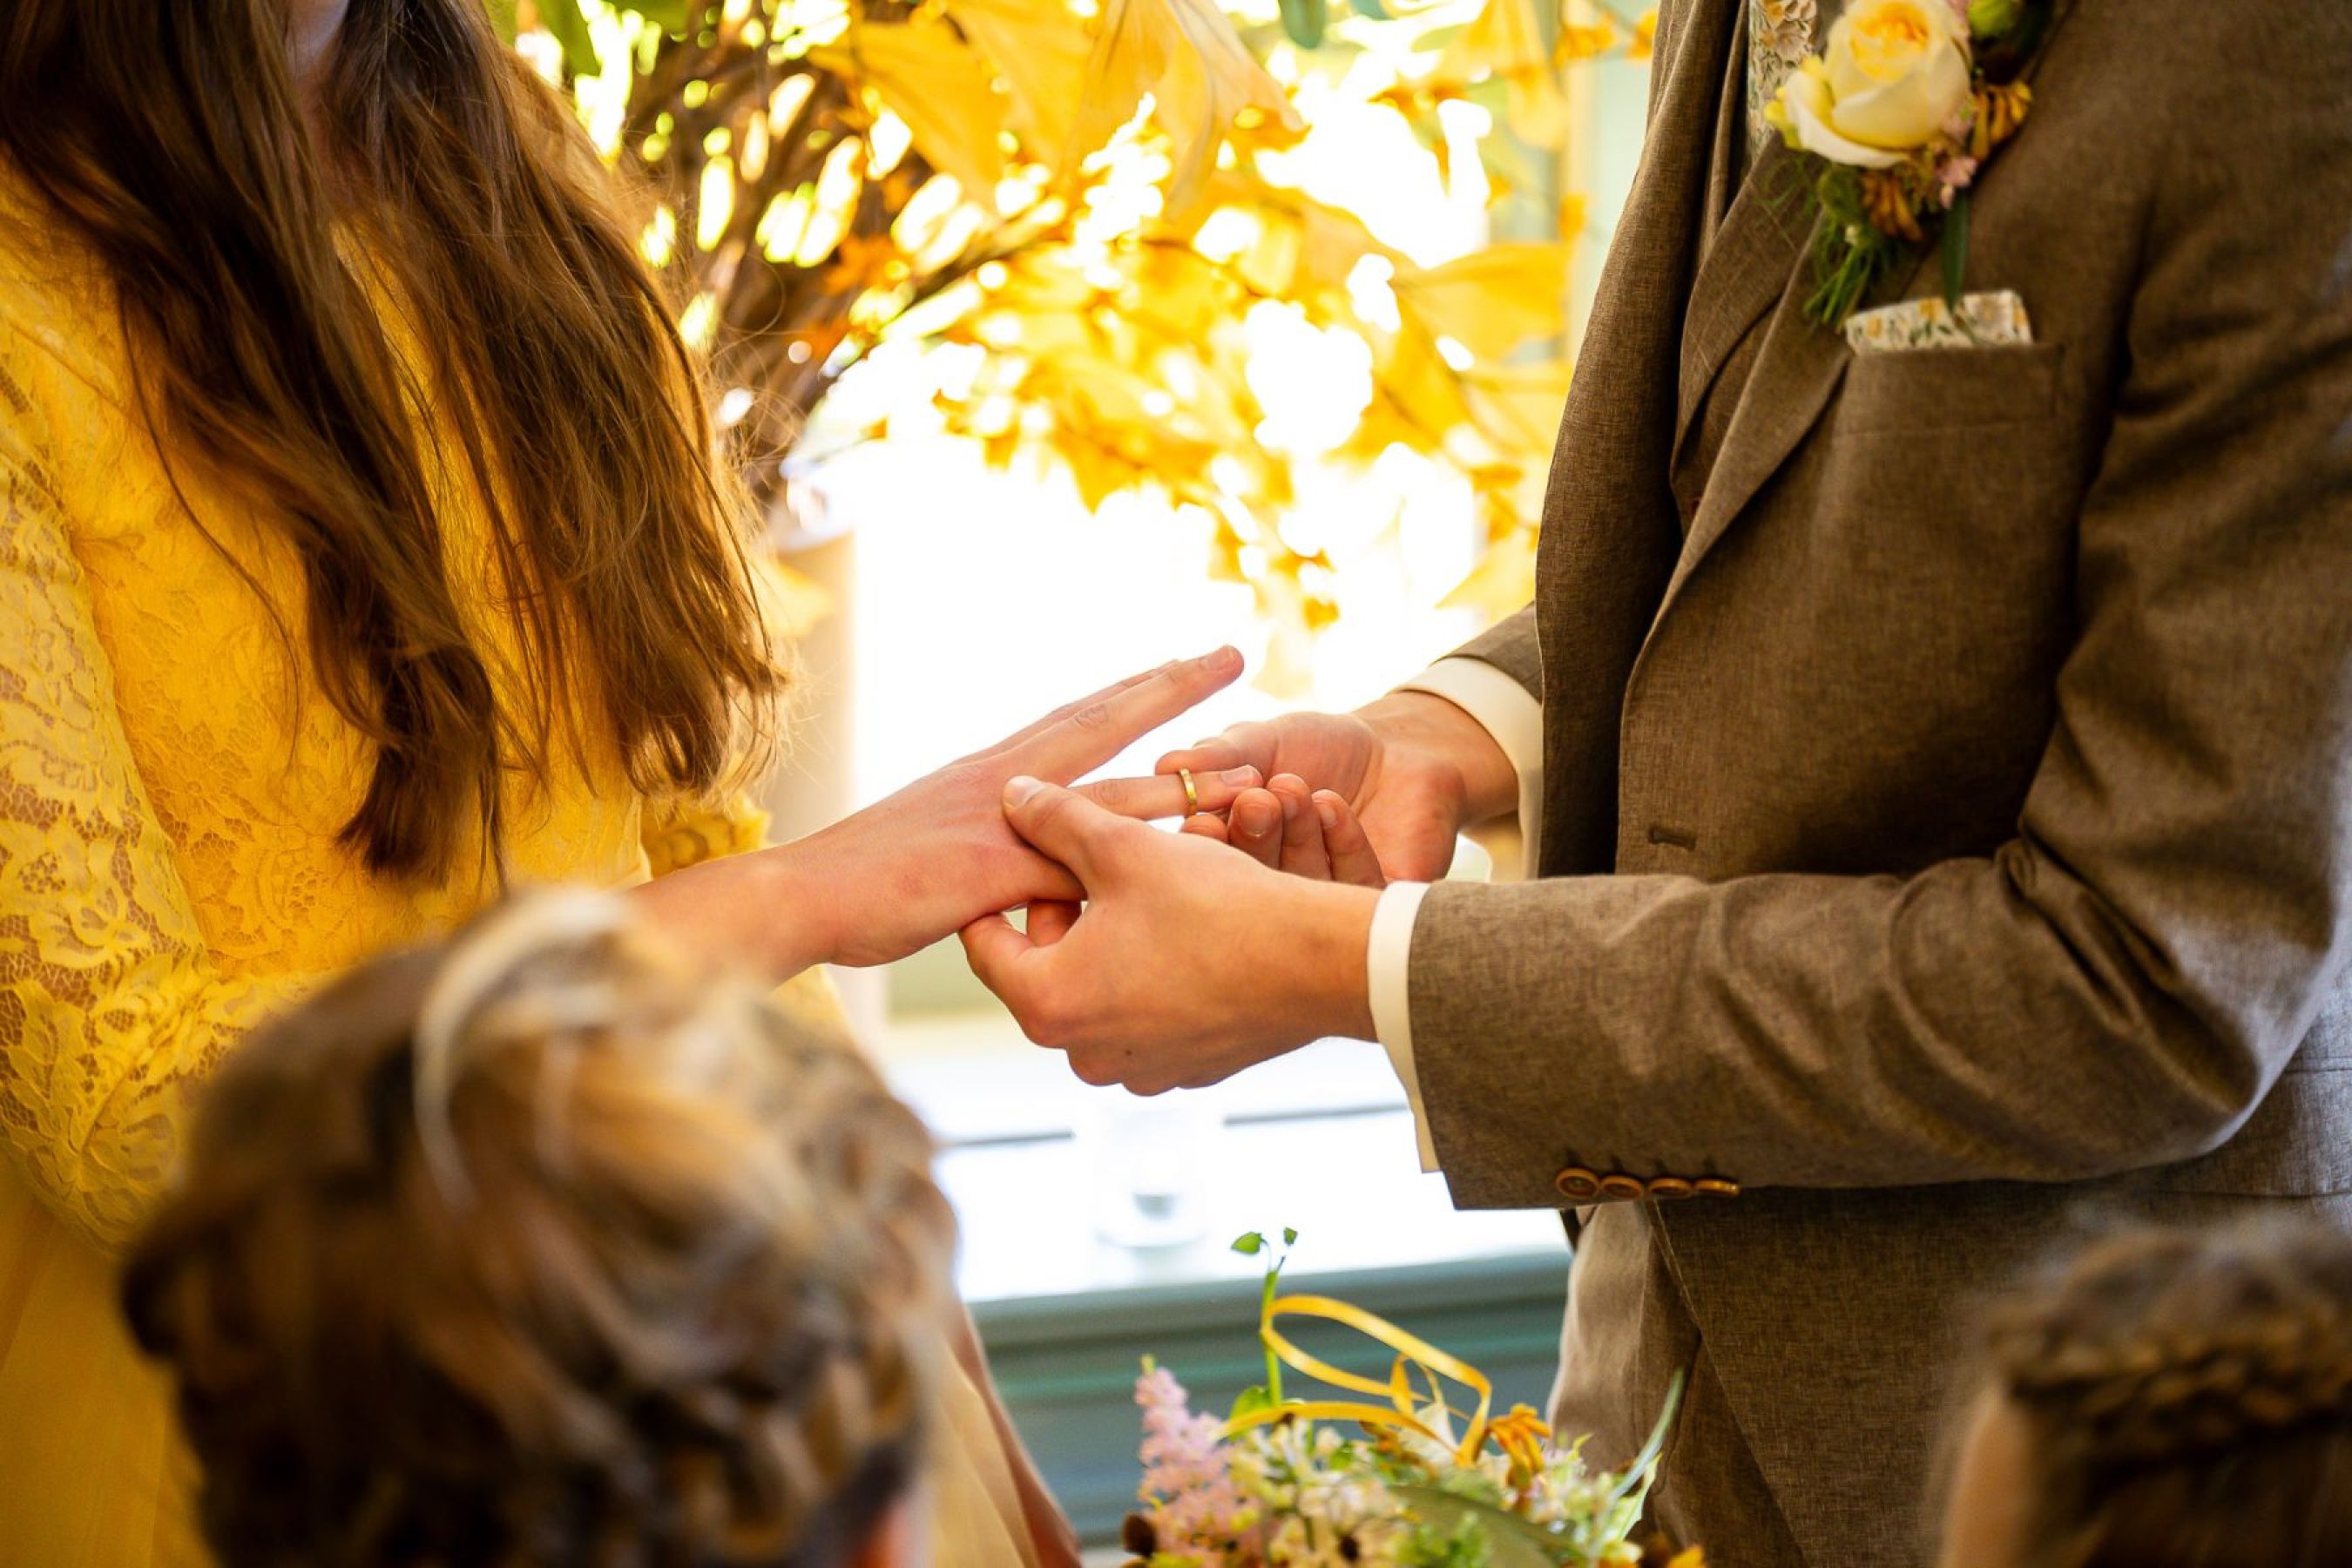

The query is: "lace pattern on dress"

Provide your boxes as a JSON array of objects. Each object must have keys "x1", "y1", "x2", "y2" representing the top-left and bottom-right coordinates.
[
  {"x1": 0, "y1": 368, "x2": 311, "y2": 1248},
  {"x1": 0, "y1": 254, "x2": 769, "y2": 1252}
]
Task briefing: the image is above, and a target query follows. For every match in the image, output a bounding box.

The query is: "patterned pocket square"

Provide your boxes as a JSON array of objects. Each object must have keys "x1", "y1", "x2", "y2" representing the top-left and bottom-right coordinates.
[{"x1": 1845, "y1": 290, "x2": 2035, "y2": 353}]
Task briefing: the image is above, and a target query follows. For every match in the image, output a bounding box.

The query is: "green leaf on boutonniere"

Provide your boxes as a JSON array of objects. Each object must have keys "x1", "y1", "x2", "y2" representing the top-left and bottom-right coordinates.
[
  {"x1": 1351, "y1": 0, "x2": 1392, "y2": 17},
  {"x1": 1966, "y1": 0, "x2": 2022, "y2": 36},
  {"x1": 1802, "y1": 167, "x2": 1903, "y2": 328},
  {"x1": 1939, "y1": 189, "x2": 1971, "y2": 309},
  {"x1": 1974, "y1": 0, "x2": 2053, "y2": 81}
]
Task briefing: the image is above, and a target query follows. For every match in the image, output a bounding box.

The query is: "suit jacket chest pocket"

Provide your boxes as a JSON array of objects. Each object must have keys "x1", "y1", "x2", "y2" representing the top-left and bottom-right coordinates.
[
  {"x1": 1836, "y1": 341, "x2": 2065, "y2": 436},
  {"x1": 1772, "y1": 342, "x2": 2090, "y2": 828},
  {"x1": 1815, "y1": 343, "x2": 2085, "y2": 621}
]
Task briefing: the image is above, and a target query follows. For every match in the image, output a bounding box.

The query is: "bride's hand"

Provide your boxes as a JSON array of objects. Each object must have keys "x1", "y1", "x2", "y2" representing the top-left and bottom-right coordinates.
[
  {"x1": 1174, "y1": 772, "x2": 1387, "y2": 889},
  {"x1": 642, "y1": 647, "x2": 1259, "y2": 977}
]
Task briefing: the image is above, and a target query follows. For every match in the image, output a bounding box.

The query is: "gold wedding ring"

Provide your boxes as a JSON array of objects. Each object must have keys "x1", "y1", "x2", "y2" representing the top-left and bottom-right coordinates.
[{"x1": 1177, "y1": 767, "x2": 1200, "y2": 814}]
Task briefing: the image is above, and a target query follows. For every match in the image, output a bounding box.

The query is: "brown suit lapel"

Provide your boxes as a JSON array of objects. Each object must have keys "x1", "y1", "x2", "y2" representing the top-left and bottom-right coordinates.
[
  {"x1": 1668, "y1": 233, "x2": 1852, "y2": 597},
  {"x1": 1524, "y1": 0, "x2": 1742, "y2": 876},
  {"x1": 1571, "y1": 0, "x2": 1745, "y2": 417},
  {"x1": 1669, "y1": 136, "x2": 1816, "y2": 477}
]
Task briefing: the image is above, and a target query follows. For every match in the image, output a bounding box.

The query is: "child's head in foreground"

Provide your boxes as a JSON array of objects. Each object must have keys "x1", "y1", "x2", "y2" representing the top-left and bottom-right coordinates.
[
  {"x1": 124, "y1": 891, "x2": 955, "y2": 1567},
  {"x1": 1940, "y1": 1218, "x2": 2352, "y2": 1568}
]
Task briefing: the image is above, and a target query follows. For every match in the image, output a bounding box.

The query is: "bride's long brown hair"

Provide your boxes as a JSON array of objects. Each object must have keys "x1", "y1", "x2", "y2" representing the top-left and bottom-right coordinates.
[{"x1": 0, "y1": 0, "x2": 784, "y2": 879}]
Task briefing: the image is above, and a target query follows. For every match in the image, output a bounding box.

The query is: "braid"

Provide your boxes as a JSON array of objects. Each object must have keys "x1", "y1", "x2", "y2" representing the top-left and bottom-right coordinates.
[
  {"x1": 1970, "y1": 1220, "x2": 2352, "y2": 1568},
  {"x1": 125, "y1": 891, "x2": 956, "y2": 1567},
  {"x1": 1993, "y1": 1294, "x2": 2352, "y2": 1464}
]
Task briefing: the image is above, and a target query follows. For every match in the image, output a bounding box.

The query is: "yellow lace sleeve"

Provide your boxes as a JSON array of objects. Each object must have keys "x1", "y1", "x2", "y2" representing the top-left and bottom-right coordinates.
[
  {"x1": 640, "y1": 546, "x2": 801, "y2": 878},
  {"x1": 639, "y1": 791, "x2": 772, "y2": 878},
  {"x1": 0, "y1": 342, "x2": 314, "y2": 1252}
]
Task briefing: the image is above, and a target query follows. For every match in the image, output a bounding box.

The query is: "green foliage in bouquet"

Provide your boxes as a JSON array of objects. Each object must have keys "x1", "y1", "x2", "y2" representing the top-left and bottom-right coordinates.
[{"x1": 1125, "y1": 1232, "x2": 1700, "y2": 1566}]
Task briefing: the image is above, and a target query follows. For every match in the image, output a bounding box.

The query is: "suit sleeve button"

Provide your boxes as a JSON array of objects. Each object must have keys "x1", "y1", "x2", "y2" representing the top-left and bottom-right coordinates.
[
  {"x1": 1598, "y1": 1174, "x2": 1646, "y2": 1202},
  {"x1": 1694, "y1": 1178, "x2": 1742, "y2": 1199},
  {"x1": 1555, "y1": 1166, "x2": 1602, "y2": 1201},
  {"x1": 1645, "y1": 1177, "x2": 1694, "y2": 1201}
]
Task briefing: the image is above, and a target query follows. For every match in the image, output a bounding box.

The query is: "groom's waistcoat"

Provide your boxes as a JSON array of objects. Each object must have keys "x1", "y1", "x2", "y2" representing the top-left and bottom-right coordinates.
[{"x1": 1419, "y1": 1, "x2": 2352, "y2": 1564}]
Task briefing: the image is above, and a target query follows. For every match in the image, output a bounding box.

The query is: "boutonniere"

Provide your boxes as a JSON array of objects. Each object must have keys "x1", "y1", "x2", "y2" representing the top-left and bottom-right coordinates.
[{"x1": 1762, "y1": 0, "x2": 2049, "y2": 328}]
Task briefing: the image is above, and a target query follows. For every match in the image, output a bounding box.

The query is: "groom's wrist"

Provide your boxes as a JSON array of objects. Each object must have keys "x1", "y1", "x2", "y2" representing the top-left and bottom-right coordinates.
[
  {"x1": 1357, "y1": 691, "x2": 1517, "y2": 826},
  {"x1": 1276, "y1": 877, "x2": 1381, "y2": 1044}
]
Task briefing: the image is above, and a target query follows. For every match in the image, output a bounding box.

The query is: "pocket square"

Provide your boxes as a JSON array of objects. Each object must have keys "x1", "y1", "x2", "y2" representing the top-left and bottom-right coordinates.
[{"x1": 1845, "y1": 290, "x2": 2034, "y2": 354}]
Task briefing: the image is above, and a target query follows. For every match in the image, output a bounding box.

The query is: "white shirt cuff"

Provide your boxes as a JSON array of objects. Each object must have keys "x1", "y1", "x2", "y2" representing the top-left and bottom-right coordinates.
[
  {"x1": 1368, "y1": 658, "x2": 1544, "y2": 1175},
  {"x1": 1367, "y1": 881, "x2": 1439, "y2": 1173},
  {"x1": 1396, "y1": 658, "x2": 1544, "y2": 876}
]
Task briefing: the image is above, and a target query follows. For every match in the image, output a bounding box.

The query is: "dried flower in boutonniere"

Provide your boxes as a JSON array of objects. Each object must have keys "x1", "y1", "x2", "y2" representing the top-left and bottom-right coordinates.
[{"x1": 1762, "y1": 0, "x2": 2050, "y2": 328}]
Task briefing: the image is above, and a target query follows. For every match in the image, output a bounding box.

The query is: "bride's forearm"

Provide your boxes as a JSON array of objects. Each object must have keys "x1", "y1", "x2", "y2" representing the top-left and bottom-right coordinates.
[{"x1": 629, "y1": 842, "x2": 841, "y2": 983}]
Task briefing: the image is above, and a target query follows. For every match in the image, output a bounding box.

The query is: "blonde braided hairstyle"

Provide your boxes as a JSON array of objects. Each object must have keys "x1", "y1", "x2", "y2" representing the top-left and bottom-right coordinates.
[
  {"x1": 1975, "y1": 1220, "x2": 2352, "y2": 1568},
  {"x1": 124, "y1": 890, "x2": 955, "y2": 1567}
]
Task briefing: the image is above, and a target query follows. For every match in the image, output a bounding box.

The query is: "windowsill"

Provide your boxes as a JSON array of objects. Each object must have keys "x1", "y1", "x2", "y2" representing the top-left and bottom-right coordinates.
[
  {"x1": 878, "y1": 1017, "x2": 1566, "y2": 1305},
  {"x1": 938, "y1": 1105, "x2": 1567, "y2": 1302},
  {"x1": 881, "y1": 1019, "x2": 1416, "y2": 1146}
]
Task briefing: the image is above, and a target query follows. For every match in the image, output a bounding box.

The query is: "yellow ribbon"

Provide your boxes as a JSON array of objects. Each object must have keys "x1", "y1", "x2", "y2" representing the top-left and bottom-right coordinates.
[{"x1": 1222, "y1": 1292, "x2": 1551, "y2": 1471}]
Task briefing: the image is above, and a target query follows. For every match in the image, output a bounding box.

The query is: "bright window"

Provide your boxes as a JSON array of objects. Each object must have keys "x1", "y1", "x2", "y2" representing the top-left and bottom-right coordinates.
[{"x1": 776, "y1": 57, "x2": 1655, "y2": 1296}]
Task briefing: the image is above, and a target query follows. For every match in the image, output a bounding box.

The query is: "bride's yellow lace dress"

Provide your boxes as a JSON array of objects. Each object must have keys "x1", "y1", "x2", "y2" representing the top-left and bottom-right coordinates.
[{"x1": 0, "y1": 190, "x2": 1038, "y2": 1567}]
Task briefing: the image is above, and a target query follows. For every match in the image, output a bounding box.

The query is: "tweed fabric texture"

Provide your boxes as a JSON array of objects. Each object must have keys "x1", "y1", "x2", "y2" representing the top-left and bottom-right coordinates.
[{"x1": 1405, "y1": 3, "x2": 2352, "y2": 1563}]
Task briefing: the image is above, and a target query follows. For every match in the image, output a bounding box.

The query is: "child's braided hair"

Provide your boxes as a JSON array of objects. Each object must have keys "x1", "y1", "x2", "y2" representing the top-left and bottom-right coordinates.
[
  {"x1": 124, "y1": 890, "x2": 955, "y2": 1566},
  {"x1": 1975, "y1": 1220, "x2": 2352, "y2": 1568}
]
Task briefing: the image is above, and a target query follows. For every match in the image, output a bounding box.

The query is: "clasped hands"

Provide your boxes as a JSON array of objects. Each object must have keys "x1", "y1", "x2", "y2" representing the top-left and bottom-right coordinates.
[
  {"x1": 958, "y1": 660, "x2": 1520, "y2": 1095},
  {"x1": 644, "y1": 645, "x2": 1513, "y2": 1093}
]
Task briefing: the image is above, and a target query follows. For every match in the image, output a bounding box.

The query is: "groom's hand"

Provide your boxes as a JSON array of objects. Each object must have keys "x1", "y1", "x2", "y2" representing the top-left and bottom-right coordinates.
[
  {"x1": 781, "y1": 648, "x2": 1266, "y2": 970},
  {"x1": 1156, "y1": 692, "x2": 1516, "y2": 882},
  {"x1": 960, "y1": 778, "x2": 1381, "y2": 1092}
]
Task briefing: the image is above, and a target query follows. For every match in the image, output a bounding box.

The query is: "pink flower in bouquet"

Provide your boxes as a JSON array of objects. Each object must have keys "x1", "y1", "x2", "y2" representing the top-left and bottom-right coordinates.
[
  {"x1": 1133, "y1": 1364, "x2": 1263, "y2": 1562},
  {"x1": 1139, "y1": 1365, "x2": 1227, "y2": 1495}
]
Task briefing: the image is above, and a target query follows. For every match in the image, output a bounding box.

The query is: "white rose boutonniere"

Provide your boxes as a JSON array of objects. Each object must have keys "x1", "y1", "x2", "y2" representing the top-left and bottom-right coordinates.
[
  {"x1": 1777, "y1": 1, "x2": 1972, "y2": 164},
  {"x1": 1764, "y1": 0, "x2": 2047, "y2": 328}
]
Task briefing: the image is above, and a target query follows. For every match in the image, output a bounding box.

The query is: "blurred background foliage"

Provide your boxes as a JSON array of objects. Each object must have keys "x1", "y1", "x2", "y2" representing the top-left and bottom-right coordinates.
[{"x1": 496, "y1": 0, "x2": 1651, "y2": 655}]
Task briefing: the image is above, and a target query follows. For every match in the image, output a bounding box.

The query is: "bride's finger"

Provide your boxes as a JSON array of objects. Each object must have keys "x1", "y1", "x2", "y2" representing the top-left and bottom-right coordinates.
[
  {"x1": 1268, "y1": 774, "x2": 1330, "y2": 880},
  {"x1": 1021, "y1": 646, "x2": 1244, "y2": 781},
  {"x1": 1228, "y1": 787, "x2": 1284, "y2": 868},
  {"x1": 1155, "y1": 722, "x2": 1267, "y2": 780},
  {"x1": 1025, "y1": 900, "x2": 1081, "y2": 948},
  {"x1": 1180, "y1": 813, "x2": 1231, "y2": 845},
  {"x1": 1078, "y1": 765, "x2": 1261, "y2": 821},
  {"x1": 1314, "y1": 790, "x2": 1387, "y2": 888},
  {"x1": 970, "y1": 662, "x2": 1172, "y2": 760}
]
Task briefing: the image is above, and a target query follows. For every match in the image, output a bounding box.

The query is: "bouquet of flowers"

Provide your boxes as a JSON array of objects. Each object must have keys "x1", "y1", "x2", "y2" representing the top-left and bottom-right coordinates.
[{"x1": 1123, "y1": 1232, "x2": 1701, "y2": 1568}]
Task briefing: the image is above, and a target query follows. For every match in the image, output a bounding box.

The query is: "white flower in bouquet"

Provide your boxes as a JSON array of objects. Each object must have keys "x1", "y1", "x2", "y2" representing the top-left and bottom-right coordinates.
[
  {"x1": 1267, "y1": 1515, "x2": 1400, "y2": 1568},
  {"x1": 1123, "y1": 1232, "x2": 1703, "y2": 1568}
]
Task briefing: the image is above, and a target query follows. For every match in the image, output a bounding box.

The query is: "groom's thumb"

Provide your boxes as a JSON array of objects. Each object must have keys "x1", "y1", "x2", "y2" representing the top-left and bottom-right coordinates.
[{"x1": 1003, "y1": 775, "x2": 1119, "y2": 882}]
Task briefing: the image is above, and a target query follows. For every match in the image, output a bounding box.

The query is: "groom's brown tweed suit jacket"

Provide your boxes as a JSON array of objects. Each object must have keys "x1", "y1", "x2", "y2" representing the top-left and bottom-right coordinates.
[{"x1": 1407, "y1": 2, "x2": 2352, "y2": 1563}]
